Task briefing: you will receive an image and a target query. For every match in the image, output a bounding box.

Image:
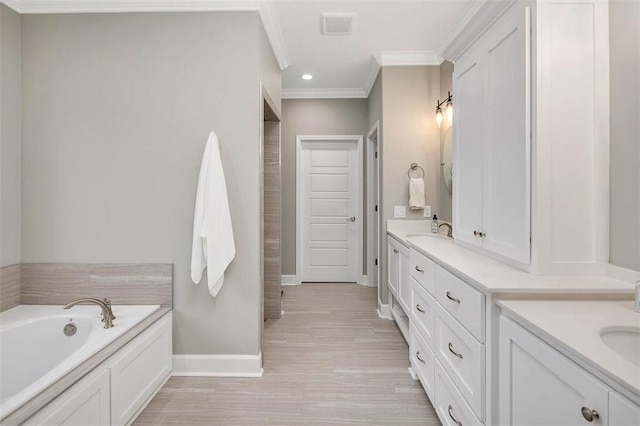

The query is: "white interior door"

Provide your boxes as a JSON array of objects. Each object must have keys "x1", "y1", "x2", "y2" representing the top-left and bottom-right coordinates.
[{"x1": 297, "y1": 136, "x2": 362, "y2": 283}]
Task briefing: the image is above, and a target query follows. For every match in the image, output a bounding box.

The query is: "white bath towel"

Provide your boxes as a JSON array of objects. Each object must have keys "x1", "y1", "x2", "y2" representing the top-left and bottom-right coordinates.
[
  {"x1": 191, "y1": 131, "x2": 236, "y2": 297},
  {"x1": 409, "y1": 177, "x2": 426, "y2": 210}
]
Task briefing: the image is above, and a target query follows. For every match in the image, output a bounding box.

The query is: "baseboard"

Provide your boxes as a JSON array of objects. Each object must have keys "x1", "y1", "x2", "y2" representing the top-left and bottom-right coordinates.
[
  {"x1": 172, "y1": 353, "x2": 263, "y2": 377},
  {"x1": 281, "y1": 275, "x2": 298, "y2": 286},
  {"x1": 607, "y1": 263, "x2": 640, "y2": 283},
  {"x1": 358, "y1": 275, "x2": 368, "y2": 286},
  {"x1": 408, "y1": 366, "x2": 418, "y2": 380},
  {"x1": 377, "y1": 302, "x2": 392, "y2": 320}
]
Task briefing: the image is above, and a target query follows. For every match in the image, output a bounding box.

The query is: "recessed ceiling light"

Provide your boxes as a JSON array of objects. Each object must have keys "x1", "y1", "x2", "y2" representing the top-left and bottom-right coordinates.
[{"x1": 302, "y1": 74, "x2": 314, "y2": 80}]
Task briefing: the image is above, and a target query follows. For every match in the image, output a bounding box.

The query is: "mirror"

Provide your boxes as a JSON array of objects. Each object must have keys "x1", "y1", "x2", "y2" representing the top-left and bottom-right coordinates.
[{"x1": 442, "y1": 127, "x2": 453, "y2": 194}]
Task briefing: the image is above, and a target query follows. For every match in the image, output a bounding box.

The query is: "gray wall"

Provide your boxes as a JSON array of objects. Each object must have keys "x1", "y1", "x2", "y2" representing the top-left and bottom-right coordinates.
[
  {"x1": 438, "y1": 61, "x2": 454, "y2": 223},
  {"x1": 610, "y1": 0, "x2": 640, "y2": 272},
  {"x1": 280, "y1": 98, "x2": 368, "y2": 276},
  {"x1": 20, "y1": 12, "x2": 280, "y2": 355},
  {"x1": 0, "y1": 4, "x2": 21, "y2": 268},
  {"x1": 371, "y1": 66, "x2": 442, "y2": 305}
]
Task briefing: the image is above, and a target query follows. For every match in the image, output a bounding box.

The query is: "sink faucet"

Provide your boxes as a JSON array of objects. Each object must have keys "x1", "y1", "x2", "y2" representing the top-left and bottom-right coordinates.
[
  {"x1": 438, "y1": 222, "x2": 453, "y2": 238},
  {"x1": 64, "y1": 298, "x2": 116, "y2": 329}
]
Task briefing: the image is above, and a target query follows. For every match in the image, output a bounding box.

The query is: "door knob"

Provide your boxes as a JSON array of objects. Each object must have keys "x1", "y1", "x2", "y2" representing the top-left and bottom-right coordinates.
[{"x1": 348, "y1": 216, "x2": 356, "y2": 222}]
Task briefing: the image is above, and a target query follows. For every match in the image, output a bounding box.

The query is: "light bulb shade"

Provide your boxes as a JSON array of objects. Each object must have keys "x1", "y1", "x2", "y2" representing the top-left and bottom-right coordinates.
[
  {"x1": 446, "y1": 101, "x2": 453, "y2": 122},
  {"x1": 436, "y1": 108, "x2": 444, "y2": 128}
]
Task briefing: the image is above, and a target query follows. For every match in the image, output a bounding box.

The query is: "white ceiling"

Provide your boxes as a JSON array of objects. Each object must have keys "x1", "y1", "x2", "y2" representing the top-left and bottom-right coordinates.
[
  {"x1": 272, "y1": 0, "x2": 478, "y2": 98},
  {"x1": 5, "y1": 0, "x2": 480, "y2": 98}
]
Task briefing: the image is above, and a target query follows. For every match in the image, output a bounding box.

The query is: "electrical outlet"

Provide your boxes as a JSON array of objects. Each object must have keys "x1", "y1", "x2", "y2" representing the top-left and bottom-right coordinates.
[
  {"x1": 394, "y1": 206, "x2": 406, "y2": 218},
  {"x1": 423, "y1": 205, "x2": 432, "y2": 217}
]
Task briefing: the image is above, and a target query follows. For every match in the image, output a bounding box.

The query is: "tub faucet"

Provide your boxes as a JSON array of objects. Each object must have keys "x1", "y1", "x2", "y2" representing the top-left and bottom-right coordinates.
[
  {"x1": 64, "y1": 298, "x2": 116, "y2": 329},
  {"x1": 438, "y1": 222, "x2": 453, "y2": 238}
]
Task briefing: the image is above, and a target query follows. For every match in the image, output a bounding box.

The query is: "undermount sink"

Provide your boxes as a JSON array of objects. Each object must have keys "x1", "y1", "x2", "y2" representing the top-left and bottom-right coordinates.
[
  {"x1": 600, "y1": 326, "x2": 640, "y2": 367},
  {"x1": 406, "y1": 233, "x2": 451, "y2": 239}
]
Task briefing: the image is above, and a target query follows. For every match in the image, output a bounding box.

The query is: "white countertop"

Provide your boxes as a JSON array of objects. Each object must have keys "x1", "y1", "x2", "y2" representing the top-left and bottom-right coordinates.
[
  {"x1": 387, "y1": 220, "x2": 634, "y2": 295},
  {"x1": 498, "y1": 299, "x2": 640, "y2": 399}
]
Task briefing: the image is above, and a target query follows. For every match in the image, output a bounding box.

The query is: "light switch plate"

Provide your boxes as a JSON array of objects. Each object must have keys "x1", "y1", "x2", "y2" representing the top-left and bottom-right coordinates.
[
  {"x1": 394, "y1": 206, "x2": 406, "y2": 218},
  {"x1": 423, "y1": 205, "x2": 432, "y2": 217}
]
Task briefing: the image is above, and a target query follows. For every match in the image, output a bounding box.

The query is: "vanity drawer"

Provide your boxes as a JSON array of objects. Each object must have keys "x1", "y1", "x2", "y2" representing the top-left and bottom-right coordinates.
[
  {"x1": 409, "y1": 249, "x2": 436, "y2": 296},
  {"x1": 435, "y1": 266, "x2": 485, "y2": 342},
  {"x1": 410, "y1": 276, "x2": 436, "y2": 349},
  {"x1": 435, "y1": 359, "x2": 483, "y2": 426},
  {"x1": 435, "y1": 304, "x2": 485, "y2": 420},
  {"x1": 409, "y1": 322, "x2": 435, "y2": 403}
]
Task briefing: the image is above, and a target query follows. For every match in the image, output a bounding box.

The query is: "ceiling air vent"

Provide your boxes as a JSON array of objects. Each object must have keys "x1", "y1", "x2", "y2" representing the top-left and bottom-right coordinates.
[{"x1": 321, "y1": 13, "x2": 356, "y2": 35}]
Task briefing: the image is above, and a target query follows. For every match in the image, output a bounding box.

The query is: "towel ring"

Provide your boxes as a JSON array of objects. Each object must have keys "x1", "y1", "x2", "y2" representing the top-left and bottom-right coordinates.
[{"x1": 408, "y1": 163, "x2": 425, "y2": 179}]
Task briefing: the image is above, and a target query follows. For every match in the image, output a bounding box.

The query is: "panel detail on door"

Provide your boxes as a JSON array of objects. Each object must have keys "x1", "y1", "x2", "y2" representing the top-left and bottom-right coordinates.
[
  {"x1": 310, "y1": 224, "x2": 348, "y2": 241},
  {"x1": 311, "y1": 149, "x2": 349, "y2": 167},
  {"x1": 310, "y1": 199, "x2": 349, "y2": 217},
  {"x1": 310, "y1": 248, "x2": 348, "y2": 266},
  {"x1": 310, "y1": 174, "x2": 349, "y2": 192}
]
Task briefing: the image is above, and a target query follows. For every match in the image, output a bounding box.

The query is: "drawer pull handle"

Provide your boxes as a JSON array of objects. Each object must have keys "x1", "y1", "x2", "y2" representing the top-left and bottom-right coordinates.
[
  {"x1": 416, "y1": 304, "x2": 425, "y2": 313},
  {"x1": 393, "y1": 249, "x2": 399, "y2": 254},
  {"x1": 446, "y1": 291, "x2": 461, "y2": 304},
  {"x1": 415, "y1": 351, "x2": 426, "y2": 364},
  {"x1": 448, "y1": 342, "x2": 463, "y2": 359},
  {"x1": 581, "y1": 407, "x2": 599, "y2": 422},
  {"x1": 415, "y1": 266, "x2": 424, "y2": 273},
  {"x1": 448, "y1": 405, "x2": 462, "y2": 426}
]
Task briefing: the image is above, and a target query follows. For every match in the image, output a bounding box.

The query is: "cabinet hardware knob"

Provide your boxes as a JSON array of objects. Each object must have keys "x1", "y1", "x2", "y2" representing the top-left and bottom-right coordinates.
[
  {"x1": 415, "y1": 266, "x2": 424, "y2": 273},
  {"x1": 416, "y1": 304, "x2": 425, "y2": 313},
  {"x1": 446, "y1": 291, "x2": 461, "y2": 304},
  {"x1": 416, "y1": 351, "x2": 426, "y2": 364},
  {"x1": 347, "y1": 216, "x2": 356, "y2": 222},
  {"x1": 393, "y1": 249, "x2": 399, "y2": 254},
  {"x1": 448, "y1": 405, "x2": 463, "y2": 426},
  {"x1": 448, "y1": 342, "x2": 463, "y2": 359},
  {"x1": 473, "y1": 230, "x2": 479, "y2": 236},
  {"x1": 479, "y1": 232, "x2": 486, "y2": 238},
  {"x1": 581, "y1": 407, "x2": 599, "y2": 422}
]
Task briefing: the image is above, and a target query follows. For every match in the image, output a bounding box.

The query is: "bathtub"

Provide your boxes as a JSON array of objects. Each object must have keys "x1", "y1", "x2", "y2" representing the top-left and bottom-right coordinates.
[{"x1": 0, "y1": 304, "x2": 159, "y2": 420}]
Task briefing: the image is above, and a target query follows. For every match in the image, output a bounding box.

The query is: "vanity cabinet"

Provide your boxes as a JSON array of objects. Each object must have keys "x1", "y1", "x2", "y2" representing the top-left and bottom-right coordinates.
[
  {"x1": 453, "y1": 0, "x2": 531, "y2": 265},
  {"x1": 499, "y1": 316, "x2": 640, "y2": 426},
  {"x1": 408, "y1": 247, "x2": 487, "y2": 423},
  {"x1": 388, "y1": 236, "x2": 411, "y2": 314}
]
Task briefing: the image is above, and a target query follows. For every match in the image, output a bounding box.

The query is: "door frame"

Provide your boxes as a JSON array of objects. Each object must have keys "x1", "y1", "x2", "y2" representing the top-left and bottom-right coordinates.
[
  {"x1": 295, "y1": 135, "x2": 364, "y2": 285},
  {"x1": 366, "y1": 122, "x2": 381, "y2": 290}
]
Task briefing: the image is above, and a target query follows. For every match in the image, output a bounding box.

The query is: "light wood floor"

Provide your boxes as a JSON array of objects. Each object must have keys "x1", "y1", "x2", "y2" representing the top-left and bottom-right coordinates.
[{"x1": 135, "y1": 283, "x2": 439, "y2": 425}]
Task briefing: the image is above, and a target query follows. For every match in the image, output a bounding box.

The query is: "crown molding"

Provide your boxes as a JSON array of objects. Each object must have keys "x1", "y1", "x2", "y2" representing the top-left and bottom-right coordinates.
[
  {"x1": 282, "y1": 88, "x2": 367, "y2": 100},
  {"x1": 373, "y1": 50, "x2": 443, "y2": 67},
  {"x1": 363, "y1": 57, "x2": 381, "y2": 98},
  {"x1": 439, "y1": 0, "x2": 516, "y2": 62},
  {"x1": 3, "y1": 0, "x2": 288, "y2": 70}
]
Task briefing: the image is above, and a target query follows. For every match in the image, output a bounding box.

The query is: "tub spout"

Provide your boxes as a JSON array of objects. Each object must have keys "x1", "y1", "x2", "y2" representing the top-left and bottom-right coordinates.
[{"x1": 64, "y1": 298, "x2": 116, "y2": 329}]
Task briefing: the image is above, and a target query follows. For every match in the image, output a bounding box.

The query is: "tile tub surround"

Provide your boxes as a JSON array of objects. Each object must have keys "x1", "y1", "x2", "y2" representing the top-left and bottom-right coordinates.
[
  {"x1": 20, "y1": 263, "x2": 172, "y2": 307},
  {"x1": 0, "y1": 264, "x2": 20, "y2": 312}
]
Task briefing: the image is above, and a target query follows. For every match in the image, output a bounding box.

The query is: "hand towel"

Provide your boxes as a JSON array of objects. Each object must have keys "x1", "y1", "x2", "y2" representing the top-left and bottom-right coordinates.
[
  {"x1": 409, "y1": 177, "x2": 426, "y2": 210},
  {"x1": 191, "y1": 131, "x2": 236, "y2": 297}
]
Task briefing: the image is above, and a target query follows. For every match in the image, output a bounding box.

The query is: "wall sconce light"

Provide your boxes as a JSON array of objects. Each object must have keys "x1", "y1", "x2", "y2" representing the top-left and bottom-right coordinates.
[{"x1": 435, "y1": 91, "x2": 453, "y2": 128}]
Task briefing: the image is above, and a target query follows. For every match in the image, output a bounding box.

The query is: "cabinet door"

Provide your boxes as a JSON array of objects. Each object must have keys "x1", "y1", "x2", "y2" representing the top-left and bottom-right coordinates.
[
  {"x1": 387, "y1": 240, "x2": 400, "y2": 296},
  {"x1": 109, "y1": 313, "x2": 172, "y2": 426},
  {"x1": 481, "y1": 1, "x2": 531, "y2": 264},
  {"x1": 499, "y1": 316, "x2": 609, "y2": 426},
  {"x1": 24, "y1": 368, "x2": 110, "y2": 426},
  {"x1": 453, "y1": 48, "x2": 484, "y2": 247},
  {"x1": 609, "y1": 392, "x2": 640, "y2": 426},
  {"x1": 398, "y1": 247, "x2": 411, "y2": 312}
]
